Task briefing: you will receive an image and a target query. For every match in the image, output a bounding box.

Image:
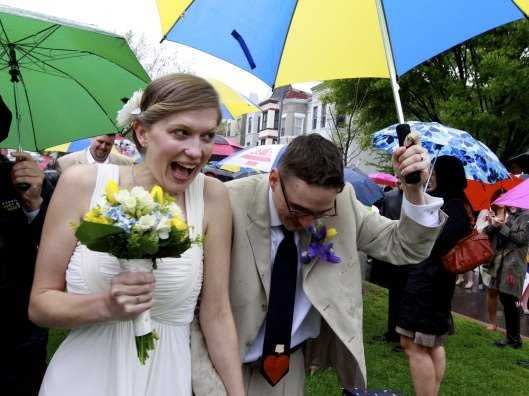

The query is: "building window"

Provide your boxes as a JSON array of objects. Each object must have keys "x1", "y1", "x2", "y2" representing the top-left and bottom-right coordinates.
[
  {"x1": 321, "y1": 104, "x2": 327, "y2": 128},
  {"x1": 247, "y1": 117, "x2": 252, "y2": 135},
  {"x1": 262, "y1": 111, "x2": 268, "y2": 130},
  {"x1": 273, "y1": 110, "x2": 279, "y2": 130},
  {"x1": 280, "y1": 115, "x2": 286, "y2": 136},
  {"x1": 257, "y1": 115, "x2": 261, "y2": 131},
  {"x1": 260, "y1": 139, "x2": 266, "y2": 145},
  {"x1": 294, "y1": 116, "x2": 304, "y2": 135},
  {"x1": 312, "y1": 106, "x2": 318, "y2": 130}
]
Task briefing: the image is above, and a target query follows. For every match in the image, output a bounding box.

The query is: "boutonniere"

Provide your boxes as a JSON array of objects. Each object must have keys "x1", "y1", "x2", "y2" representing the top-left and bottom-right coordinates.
[{"x1": 300, "y1": 224, "x2": 341, "y2": 264}]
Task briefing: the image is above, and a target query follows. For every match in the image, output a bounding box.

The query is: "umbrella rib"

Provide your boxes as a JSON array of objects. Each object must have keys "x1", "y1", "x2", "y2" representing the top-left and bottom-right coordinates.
[
  {"x1": 16, "y1": 45, "x2": 72, "y2": 78},
  {"x1": 16, "y1": 25, "x2": 61, "y2": 64},
  {"x1": 272, "y1": 0, "x2": 300, "y2": 88},
  {"x1": 21, "y1": 44, "x2": 148, "y2": 83},
  {"x1": 18, "y1": 48, "x2": 116, "y2": 127},
  {"x1": 511, "y1": 0, "x2": 529, "y2": 18},
  {"x1": 159, "y1": 1, "x2": 196, "y2": 43},
  {"x1": 14, "y1": 24, "x2": 60, "y2": 46},
  {"x1": 17, "y1": 72, "x2": 39, "y2": 151}
]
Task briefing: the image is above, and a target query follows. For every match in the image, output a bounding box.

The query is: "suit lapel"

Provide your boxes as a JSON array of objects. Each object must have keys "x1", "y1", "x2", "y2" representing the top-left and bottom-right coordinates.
[{"x1": 246, "y1": 177, "x2": 273, "y2": 298}]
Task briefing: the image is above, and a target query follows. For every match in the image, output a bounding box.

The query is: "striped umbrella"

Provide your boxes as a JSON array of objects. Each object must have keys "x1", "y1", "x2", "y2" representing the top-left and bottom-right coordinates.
[{"x1": 156, "y1": 0, "x2": 529, "y2": 123}]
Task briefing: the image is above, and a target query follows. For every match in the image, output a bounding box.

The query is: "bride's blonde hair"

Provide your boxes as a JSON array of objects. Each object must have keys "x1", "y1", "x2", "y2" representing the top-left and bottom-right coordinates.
[{"x1": 119, "y1": 73, "x2": 221, "y2": 153}]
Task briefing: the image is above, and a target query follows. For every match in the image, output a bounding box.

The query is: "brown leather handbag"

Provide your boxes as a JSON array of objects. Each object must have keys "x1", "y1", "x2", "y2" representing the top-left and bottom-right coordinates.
[{"x1": 441, "y1": 205, "x2": 494, "y2": 274}]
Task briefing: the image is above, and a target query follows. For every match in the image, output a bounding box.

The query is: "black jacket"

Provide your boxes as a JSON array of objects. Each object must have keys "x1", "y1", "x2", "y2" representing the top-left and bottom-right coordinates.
[
  {"x1": 397, "y1": 197, "x2": 472, "y2": 335},
  {"x1": 0, "y1": 155, "x2": 53, "y2": 349}
]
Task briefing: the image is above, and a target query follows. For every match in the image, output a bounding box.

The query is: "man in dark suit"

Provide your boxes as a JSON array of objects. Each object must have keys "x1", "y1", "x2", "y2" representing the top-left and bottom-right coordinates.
[{"x1": 0, "y1": 95, "x2": 53, "y2": 395}]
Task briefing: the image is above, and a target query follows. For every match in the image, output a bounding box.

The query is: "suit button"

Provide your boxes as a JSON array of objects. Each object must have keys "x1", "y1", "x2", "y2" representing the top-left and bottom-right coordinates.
[{"x1": 261, "y1": 303, "x2": 268, "y2": 312}]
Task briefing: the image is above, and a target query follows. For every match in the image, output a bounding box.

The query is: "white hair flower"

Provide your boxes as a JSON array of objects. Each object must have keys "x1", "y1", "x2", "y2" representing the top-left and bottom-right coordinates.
[{"x1": 116, "y1": 90, "x2": 143, "y2": 128}]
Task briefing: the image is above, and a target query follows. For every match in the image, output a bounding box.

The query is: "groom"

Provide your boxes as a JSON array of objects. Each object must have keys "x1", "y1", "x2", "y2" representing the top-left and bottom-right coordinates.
[{"x1": 192, "y1": 134, "x2": 445, "y2": 395}]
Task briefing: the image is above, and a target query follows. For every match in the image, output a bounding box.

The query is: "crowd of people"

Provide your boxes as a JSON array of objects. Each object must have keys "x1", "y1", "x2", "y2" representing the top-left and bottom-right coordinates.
[{"x1": 1, "y1": 73, "x2": 528, "y2": 396}]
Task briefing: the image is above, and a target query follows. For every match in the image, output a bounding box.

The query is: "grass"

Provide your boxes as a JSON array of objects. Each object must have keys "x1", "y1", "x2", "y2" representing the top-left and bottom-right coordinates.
[{"x1": 48, "y1": 283, "x2": 529, "y2": 395}]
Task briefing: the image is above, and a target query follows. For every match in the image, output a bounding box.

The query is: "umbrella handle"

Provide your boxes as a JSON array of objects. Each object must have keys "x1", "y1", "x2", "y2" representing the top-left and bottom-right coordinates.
[{"x1": 397, "y1": 124, "x2": 421, "y2": 184}]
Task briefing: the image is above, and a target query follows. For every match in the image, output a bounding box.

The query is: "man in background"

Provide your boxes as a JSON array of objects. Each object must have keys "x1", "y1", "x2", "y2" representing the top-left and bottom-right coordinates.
[
  {"x1": 56, "y1": 134, "x2": 132, "y2": 172},
  {"x1": 0, "y1": 95, "x2": 53, "y2": 395}
]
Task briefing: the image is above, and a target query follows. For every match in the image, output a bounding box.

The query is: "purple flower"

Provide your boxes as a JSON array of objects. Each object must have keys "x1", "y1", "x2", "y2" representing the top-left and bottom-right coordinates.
[{"x1": 300, "y1": 225, "x2": 341, "y2": 264}]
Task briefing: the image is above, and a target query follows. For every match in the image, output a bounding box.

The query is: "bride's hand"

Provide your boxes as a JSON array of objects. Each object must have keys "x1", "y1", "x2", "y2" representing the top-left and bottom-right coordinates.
[{"x1": 104, "y1": 272, "x2": 155, "y2": 320}]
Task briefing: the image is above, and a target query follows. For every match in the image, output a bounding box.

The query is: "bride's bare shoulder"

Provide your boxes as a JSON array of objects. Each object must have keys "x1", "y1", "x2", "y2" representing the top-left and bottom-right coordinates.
[{"x1": 56, "y1": 164, "x2": 98, "y2": 198}]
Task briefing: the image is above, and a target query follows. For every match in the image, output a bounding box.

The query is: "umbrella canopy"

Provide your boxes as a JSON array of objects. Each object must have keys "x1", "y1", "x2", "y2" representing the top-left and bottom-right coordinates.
[
  {"x1": 44, "y1": 137, "x2": 121, "y2": 156},
  {"x1": 372, "y1": 121, "x2": 509, "y2": 183},
  {"x1": 493, "y1": 178, "x2": 529, "y2": 210},
  {"x1": 211, "y1": 135, "x2": 243, "y2": 160},
  {"x1": 466, "y1": 177, "x2": 525, "y2": 211},
  {"x1": 157, "y1": 0, "x2": 529, "y2": 123},
  {"x1": 217, "y1": 144, "x2": 286, "y2": 173},
  {"x1": 0, "y1": 6, "x2": 150, "y2": 151},
  {"x1": 344, "y1": 167, "x2": 383, "y2": 206},
  {"x1": 369, "y1": 172, "x2": 398, "y2": 188},
  {"x1": 208, "y1": 79, "x2": 260, "y2": 120}
]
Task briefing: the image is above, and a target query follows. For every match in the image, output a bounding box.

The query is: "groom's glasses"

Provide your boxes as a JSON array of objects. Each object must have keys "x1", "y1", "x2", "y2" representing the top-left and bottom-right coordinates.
[{"x1": 279, "y1": 175, "x2": 337, "y2": 219}]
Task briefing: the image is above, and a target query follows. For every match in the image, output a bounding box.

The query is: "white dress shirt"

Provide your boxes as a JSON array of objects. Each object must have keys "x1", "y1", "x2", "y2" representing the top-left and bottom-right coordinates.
[
  {"x1": 86, "y1": 148, "x2": 109, "y2": 164},
  {"x1": 243, "y1": 188, "x2": 443, "y2": 363}
]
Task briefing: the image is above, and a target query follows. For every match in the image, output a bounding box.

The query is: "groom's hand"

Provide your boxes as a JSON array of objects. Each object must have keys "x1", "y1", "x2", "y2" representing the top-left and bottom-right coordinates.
[
  {"x1": 392, "y1": 145, "x2": 429, "y2": 205},
  {"x1": 104, "y1": 272, "x2": 155, "y2": 320}
]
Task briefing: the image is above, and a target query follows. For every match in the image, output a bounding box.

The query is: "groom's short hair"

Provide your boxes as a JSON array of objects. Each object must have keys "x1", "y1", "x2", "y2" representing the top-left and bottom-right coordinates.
[{"x1": 279, "y1": 134, "x2": 344, "y2": 190}]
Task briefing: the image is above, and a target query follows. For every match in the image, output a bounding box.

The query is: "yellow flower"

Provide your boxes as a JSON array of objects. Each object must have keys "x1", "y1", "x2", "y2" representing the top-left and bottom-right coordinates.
[
  {"x1": 150, "y1": 185, "x2": 164, "y2": 204},
  {"x1": 325, "y1": 227, "x2": 337, "y2": 241},
  {"x1": 83, "y1": 209, "x2": 112, "y2": 225},
  {"x1": 171, "y1": 216, "x2": 188, "y2": 232},
  {"x1": 105, "y1": 180, "x2": 119, "y2": 205}
]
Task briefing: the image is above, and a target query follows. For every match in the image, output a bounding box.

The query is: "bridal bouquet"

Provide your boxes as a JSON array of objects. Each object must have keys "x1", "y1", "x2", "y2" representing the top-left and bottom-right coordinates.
[{"x1": 75, "y1": 180, "x2": 199, "y2": 364}]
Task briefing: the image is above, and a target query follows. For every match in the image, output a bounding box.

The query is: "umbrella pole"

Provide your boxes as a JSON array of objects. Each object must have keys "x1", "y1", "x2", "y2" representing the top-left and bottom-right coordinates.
[{"x1": 375, "y1": 0, "x2": 405, "y2": 124}]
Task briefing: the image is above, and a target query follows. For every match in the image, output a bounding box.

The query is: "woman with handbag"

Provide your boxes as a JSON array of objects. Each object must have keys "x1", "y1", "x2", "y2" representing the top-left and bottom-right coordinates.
[
  {"x1": 483, "y1": 205, "x2": 529, "y2": 349},
  {"x1": 396, "y1": 156, "x2": 472, "y2": 396}
]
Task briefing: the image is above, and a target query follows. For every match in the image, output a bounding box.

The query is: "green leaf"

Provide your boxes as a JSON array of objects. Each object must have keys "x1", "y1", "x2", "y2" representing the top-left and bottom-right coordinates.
[{"x1": 75, "y1": 222, "x2": 128, "y2": 254}]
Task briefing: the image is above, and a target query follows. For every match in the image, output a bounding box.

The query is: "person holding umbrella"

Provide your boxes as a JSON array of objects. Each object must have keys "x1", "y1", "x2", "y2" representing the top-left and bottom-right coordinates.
[{"x1": 0, "y1": 95, "x2": 54, "y2": 395}]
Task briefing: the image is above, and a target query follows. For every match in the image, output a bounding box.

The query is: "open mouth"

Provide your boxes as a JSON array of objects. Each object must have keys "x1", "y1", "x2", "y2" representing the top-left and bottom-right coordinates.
[{"x1": 170, "y1": 161, "x2": 197, "y2": 179}]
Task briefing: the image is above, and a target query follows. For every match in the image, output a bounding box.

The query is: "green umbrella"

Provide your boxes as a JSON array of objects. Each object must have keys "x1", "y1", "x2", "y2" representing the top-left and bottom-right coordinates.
[{"x1": 0, "y1": 6, "x2": 150, "y2": 151}]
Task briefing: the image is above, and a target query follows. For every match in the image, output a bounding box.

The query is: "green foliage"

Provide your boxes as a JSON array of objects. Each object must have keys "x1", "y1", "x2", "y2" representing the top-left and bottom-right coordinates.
[
  {"x1": 157, "y1": 229, "x2": 193, "y2": 258},
  {"x1": 75, "y1": 222, "x2": 128, "y2": 257},
  {"x1": 127, "y1": 229, "x2": 159, "y2": 258},
  {"x1": 328, "y1": 21, "x2": 529, "y2": 164}
]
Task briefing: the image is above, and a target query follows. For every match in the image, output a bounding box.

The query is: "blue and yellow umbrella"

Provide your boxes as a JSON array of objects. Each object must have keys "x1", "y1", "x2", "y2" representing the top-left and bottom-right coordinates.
[
  {"x1": 208, "y1": 79, "x2": 260, "y2": 119},
  {"x1": 157, "y1": 0, "x2": 529, "y2": 123}
]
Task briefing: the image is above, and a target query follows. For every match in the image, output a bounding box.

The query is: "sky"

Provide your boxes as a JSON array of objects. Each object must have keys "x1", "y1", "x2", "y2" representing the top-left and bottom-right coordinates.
[{"x1": 0, "y1": 0, "x2": 315, "y2": 101}]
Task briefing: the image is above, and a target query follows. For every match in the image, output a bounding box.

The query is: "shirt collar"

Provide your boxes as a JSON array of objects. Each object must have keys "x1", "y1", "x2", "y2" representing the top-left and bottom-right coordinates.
[
  {"x1": 86, "y1": 148, "x2": 109, "y2": 164},
  {"x1": 268, "y1": 188, "x2": 282, "y2": 227}
]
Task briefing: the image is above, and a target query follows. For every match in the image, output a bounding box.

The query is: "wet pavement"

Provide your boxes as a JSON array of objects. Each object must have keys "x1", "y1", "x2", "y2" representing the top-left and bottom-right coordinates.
[{"x1": 451, "y1": 271, "x2": 529, "y2": 337}]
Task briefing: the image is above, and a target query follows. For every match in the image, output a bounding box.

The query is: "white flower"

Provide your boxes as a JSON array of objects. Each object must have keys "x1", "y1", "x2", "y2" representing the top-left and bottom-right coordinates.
[
  {"x1": 131, "y1": 186, "x2": 154, "y2": 208},
  {"x1": 116, "y1": 90, "x2": 143, "y2": 128},
  {"x1": 115, "y1": 190, "x2": 131, "y2": 205},
  {"x1": 122, "y1": 196, "x2": 137, "y2": 214},
  {"x1": 136, "y1": 214, "x2": 157, "y2": 231},
  {"x1": 156, "y1": 218, "x2": 171, "y2": 239}
]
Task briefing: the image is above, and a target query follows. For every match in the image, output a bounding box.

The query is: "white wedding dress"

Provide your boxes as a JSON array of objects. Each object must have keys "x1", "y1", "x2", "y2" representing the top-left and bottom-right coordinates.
[{"x1": 39, "y1": 164, "x2": 204, "y2": 396}]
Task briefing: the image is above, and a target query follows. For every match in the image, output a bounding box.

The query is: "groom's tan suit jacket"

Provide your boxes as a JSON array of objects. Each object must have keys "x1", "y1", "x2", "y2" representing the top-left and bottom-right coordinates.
[{"x1": 191, "y1": 175, "x2": 446, "y2": 395}]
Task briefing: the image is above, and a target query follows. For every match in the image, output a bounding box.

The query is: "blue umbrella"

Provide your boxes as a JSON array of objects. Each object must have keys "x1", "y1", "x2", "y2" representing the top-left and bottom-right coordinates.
[
  {"x1": 344, "y1": 167, "x2": 384, "y2": 206},
  {"x1": 372, "y1": 121, "x2": 509, "y2": 183},
  {"x1": 158, "y1": 0, "x2": 529, "y2": 123}
]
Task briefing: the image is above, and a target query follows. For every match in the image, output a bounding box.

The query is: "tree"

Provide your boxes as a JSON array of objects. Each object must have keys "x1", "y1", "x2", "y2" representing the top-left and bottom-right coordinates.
[
  {"x1": 329, "y1": 20, "x2": 529, "y2": 163},
  {"x1": 321, "y1": 80, "x2": 372, "y2": 167},
  {"x1": 124, "y1": 31, "x2": 187, "y2": 78}
]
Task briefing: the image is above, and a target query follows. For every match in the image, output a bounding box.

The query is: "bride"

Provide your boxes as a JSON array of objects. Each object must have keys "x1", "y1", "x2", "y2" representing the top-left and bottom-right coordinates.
[{"x1": 29, "y1": 74, "x2": 245, "y2": 395}]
